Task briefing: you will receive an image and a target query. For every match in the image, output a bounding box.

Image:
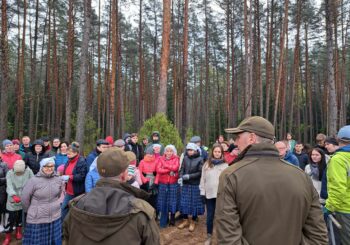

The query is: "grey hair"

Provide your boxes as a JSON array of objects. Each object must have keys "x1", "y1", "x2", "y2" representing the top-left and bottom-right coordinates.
[{"x1": 256, "y1": 135, "x2": 274, "y2": 144}]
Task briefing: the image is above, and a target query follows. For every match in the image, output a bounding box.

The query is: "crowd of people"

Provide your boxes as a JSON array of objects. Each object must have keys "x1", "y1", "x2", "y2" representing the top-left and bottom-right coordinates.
[{"x1": 0, "y1": 120, "x2": 349, "y2": 244}]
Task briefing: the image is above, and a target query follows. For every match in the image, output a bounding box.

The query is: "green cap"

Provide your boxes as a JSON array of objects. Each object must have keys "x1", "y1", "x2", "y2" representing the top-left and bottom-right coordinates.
[
  {"x1": 225, "y1": 116, "x2": 275, "y2": 140},
  {"x1": 97, "y1": 148, "x2": 129, "y2": 177}
]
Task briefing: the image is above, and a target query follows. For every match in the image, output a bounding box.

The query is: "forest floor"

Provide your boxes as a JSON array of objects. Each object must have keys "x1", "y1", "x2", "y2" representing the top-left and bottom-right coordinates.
[{"x1": 0, "y1": 214, "x2": 215, "y2": 245}]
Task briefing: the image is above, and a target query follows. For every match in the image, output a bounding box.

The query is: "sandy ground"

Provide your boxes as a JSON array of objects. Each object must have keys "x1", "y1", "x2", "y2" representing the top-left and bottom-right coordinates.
[{"x1": 0, "y1": 215, "x2": 216, "y2": 245}]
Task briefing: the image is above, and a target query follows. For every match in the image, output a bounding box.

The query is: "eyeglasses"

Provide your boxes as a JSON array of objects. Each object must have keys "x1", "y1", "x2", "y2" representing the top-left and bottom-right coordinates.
[{"x1": 43, "y1": 165, "x2": 55, "y2": 169}]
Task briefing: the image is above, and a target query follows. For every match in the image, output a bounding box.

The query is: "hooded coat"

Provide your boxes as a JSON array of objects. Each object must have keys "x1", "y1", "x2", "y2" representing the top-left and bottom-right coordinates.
[
  {"x1": 63, "y1": 178, "x2": 159, "y2": 245},
  {"x1": 21, "y1": 170, "x2": 63, "y2": 224},
  {"x1": 0, "y1": 161, "x2": 9, "y2": 213},
  {"x1": 24, "y1": 140, "x2": 49, "y2": 174}
]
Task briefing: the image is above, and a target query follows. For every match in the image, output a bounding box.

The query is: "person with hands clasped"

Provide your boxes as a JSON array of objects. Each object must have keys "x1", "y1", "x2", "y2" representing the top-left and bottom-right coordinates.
[
  {"x1": 199, "y1": 144, "x2": 228, "y2": 244},
  {"x1": 177, "y1": 143, "x2": 204, "y2": 232},
  {"x1": 21, "y1": 158, "x2": 64, "y2": 245},
  {"x1": 61, "y1": 142, "x2": 87, "y2": 221},
  {"x1": 156, "y1": 145, "x2": 180, "y2": 228},
  {"x1": 3, "y1": 160, "x2": 33, "y2": 245},
  {"x1": 139, "y1": 148, "x2": 158, "y2": 211}
]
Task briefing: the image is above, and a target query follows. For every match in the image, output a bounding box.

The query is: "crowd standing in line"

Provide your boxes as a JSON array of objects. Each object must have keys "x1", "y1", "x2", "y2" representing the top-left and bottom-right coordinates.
[{"x1": 0, "y1": 122, "x2": 348, "y2": 244}]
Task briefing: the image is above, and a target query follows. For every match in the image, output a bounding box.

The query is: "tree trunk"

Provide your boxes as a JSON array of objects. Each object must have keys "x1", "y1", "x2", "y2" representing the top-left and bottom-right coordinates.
[
  {"x1": 76, "y1": 0, "x2": 91, "y2": 150},
  {"x1": 182, "y1": 0, "x2": 189, "y2": 140},
  {"x1": 28, "y1": 0, "x2": 39, "y2": 139},
  {"x1": 273, "y1": 0, "x2": 288, "y2": 127},
  {"x1": 325, "y1": 0, "x2": 337, "y2": 136},
  {"x1": 15, "y1": 0, "x2": 27, "y2": 138},
  {"x1": 157, "y1": 0, "x2": 171, "y2": 114},
  {"x1": 97, "y1": 0, "x2": 102, "y2": 136},
  {"x1": 265, "y1": 0, "x2": 274, "y2": 120},
  {"x1": 0, "y1": 0, "x2": 9, "y2": 139},
  {"x1": 65, "y1": 0, "x2": 74, "y2": 141}
]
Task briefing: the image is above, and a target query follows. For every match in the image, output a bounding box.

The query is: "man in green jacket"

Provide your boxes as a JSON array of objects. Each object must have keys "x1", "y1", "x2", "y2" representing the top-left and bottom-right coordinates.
[
  {"x1": 63, "y1": 148, "x2": 160, "y2": 245},
  {"x1": 325, "y1": 125, "x2": 350, "y2": 244},
  {"x1": 216, "y1": 116, "x2": 328, "y2": 245}
]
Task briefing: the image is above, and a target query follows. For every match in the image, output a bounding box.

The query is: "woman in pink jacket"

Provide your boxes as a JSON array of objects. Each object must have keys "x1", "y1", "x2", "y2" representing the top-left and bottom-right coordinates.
[{"x1": 156, "y1": 145, "x2": 180, "y2": 228}]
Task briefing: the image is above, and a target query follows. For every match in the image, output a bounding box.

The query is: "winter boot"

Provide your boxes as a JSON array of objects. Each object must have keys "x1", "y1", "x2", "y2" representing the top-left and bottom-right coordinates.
[
  {"x1": 204, "y1": 234, "x2": 212, "y2": 245},
  {"x1": 177, "y1": 219, "x2": 189, "y2": 229},
  {"x1": 169, "y1": 214, "x2": 176, "y2": 226},
  {"x1": 188, "y1": 219, "x2": 196, "y2": 232},
  {"x1": 15, "y1": 226, "x2": 22, "y2": 240},
  {"x1": 2, "y1": 233, "x2": 11, "y2": 245}
]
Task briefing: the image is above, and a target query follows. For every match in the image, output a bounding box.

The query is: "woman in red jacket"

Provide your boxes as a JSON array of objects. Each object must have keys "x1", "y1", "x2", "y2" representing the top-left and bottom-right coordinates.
[
  {"x1": 138, "y1": 149, "x2": 158, "y2": 210},
  {"x1": 156, "y1": 145, "x2": 180, "y2": 228}
]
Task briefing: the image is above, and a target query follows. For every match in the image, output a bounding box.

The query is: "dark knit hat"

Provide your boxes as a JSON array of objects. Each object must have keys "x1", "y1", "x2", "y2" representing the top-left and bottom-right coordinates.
[
  {"x1": 97, "y1": 148, "x2": 129, "y2": 177},
  {"x1": 325, "y1": 137, "x2": 338, "y2": 146},
  {"x1": 225, "y1": 116, "x2": 275, "y2": 140}
]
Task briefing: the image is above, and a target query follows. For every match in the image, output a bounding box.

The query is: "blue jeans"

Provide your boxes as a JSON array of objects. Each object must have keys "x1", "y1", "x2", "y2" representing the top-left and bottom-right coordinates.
[
  {"x1": 61, "y1": 194, "x2": 74, "y2": 222},
  {"x1": 206, "y1": 198, "x2": 216, "y2": 235}
]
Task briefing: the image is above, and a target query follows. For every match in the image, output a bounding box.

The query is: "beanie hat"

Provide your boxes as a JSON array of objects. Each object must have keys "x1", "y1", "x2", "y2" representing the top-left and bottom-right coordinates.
[
  {"x1": 145, "y1": 146, "x2": 154, "y2": 155},
  {"x1": 14, "y1": 160, "x2": 25, "y2": 173},
  {"x1": 97, "y1": 148, "x2": 129, "y2": 177},
  {"x1": 325, "y1": 137, "x2": 338, "y2": 146},
  {"x1": 186, "y1": 142, "x2": 198, "y2": 151},
  {"x1": 12, "y1": 139, "x2": 20, "y2": 145},
  {"x1": 190, "y1": 136, "x2": 201, "y2": 143},
  {"x1": 105, "y1": 136, "x2": 114, "y2": 145},
  {"x1": 123, "y1": 133, "x2": 131, "y2": 141},
  {"x1": 152, "y1": 144, "x2": 161, "y2": 149},
  {"x1": 164, "y1": 144, "x2": 177, "y2": 156},
  {"x1": 113, "y1": 139, "x2": 125, "y2": 147},
  {"x1": 40, "y1": 157, "x2": 55, "y2": 169},
  {"x1": 57, "y1": 164, "x2": 65, "y2": 174},
  {"x1": 337, "y1": 125, "x2": 350, "y2": 142},
  {"x1": 2, "y1": 139, "x2": 12, "y2": 148},
  {"x1": 41, "y1": 136, "x2": 50, "y2": 142}
]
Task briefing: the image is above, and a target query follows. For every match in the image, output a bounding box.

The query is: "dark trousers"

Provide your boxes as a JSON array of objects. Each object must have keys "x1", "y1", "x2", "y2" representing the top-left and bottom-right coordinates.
[
  {"x1": 4, "y1": 210, "x2": 22, "y2": 233},
  {"x1": 61, "y1": 194, "x2": 74, "y2": 222},
  {"x1": 206, "y1": 198, "x2": 216, "y2": 235}
]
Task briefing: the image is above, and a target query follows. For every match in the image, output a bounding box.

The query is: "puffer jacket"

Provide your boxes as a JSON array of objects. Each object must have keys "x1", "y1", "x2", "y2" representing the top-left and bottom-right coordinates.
[
  {"x1": 156, "y1": 155, "x2": 179, "y2": 184},
  {"x1": 0, "y1": 162, "x2": 9, "y2": 213},
  {"x1": 21, "y1": 170, "x2": 63, "y2": 224},
  {"x1": 138, "y1": 154, "x2": 157, "y2": 184},
  {"x1": 6, "y1": 167, "x2": 34, "y2": 211},
  {"x1": 2, "y1": 152, "x2": 22, "y2": 170},
  {"x1": 24, "y1": 140, "x2": 49, "y2": 174},
  {"x1": 179, "y1": 152, "x2": 203, "y2": 185}
]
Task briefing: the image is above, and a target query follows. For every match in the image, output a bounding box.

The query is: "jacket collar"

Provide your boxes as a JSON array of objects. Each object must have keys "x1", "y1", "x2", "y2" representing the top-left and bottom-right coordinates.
[
  {"x1": 233, "y1": 143, "x2": 279, "y2": 164},
  {"x1": 96, "y1": 178, "x2": 150, "y2": 201}
]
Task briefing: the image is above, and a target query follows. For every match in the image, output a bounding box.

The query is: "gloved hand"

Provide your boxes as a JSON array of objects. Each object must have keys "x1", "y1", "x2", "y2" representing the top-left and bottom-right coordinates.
[
  {"x1": 61, "y1": 175, "x2": 70, "y2": 182},
  {"x1": 323, "y1": 206, "x2": 332, "y2": 218},
  {"x1": 182, "y1": 174, "x2": 190, "y2": 181},
  {"x1": 12, "y1": 195, "x2": 21, "y2": 203},
  {"x1": 177, "y1": 178, "x2": 183, "y2": 186},
  {"x1": 201, "y1": 195, "x2": 206, "y2": 204}
]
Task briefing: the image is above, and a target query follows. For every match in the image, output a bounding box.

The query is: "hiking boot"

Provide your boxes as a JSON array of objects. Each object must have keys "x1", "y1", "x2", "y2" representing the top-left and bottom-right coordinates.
[
  {"x1": 204, "y1": 234, "x2": 212, "y2": 245},
  {"x1": 188, "y1": 219, "x2": 195, "y2": 232},
  {"x1": 177, "y1": 219, "x2": 189, "y2": 229},
  {"x1": 2, "y1": 233, "x2": 11, "y2": 245},
  {"x1": 169, "y1": 214, "x2": 176, "y2": 226}
]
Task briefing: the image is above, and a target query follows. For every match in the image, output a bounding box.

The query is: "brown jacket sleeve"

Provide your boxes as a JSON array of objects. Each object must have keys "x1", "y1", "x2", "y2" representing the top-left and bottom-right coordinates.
[
  {"x1": 215, "y1": 170, "x2": 250, "y2": 245},
  {"x1": 301, "y1": 178, "x2": 328, "y2": 244}
]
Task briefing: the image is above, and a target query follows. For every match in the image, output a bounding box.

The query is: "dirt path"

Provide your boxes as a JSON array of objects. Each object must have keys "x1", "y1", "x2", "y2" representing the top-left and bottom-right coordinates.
[{"x1": 0, "y1": 215, "x2": 216, "y2": 244}]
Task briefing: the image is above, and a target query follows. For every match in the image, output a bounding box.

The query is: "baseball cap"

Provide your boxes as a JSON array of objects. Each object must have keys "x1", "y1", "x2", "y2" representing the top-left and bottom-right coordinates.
[{"x1": 225, "y1": 116, "x2": 275, "y2": 140}]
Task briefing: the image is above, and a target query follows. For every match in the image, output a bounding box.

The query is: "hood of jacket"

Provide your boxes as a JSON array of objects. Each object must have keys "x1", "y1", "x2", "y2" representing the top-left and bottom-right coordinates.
[
  {"x1": 69, "y1": 179, "x2": 153, "y2": 242},
  {"x1": 151, "y1": 131, "x2": 161, "y2": 144},
  {"x1": 30, "y1": 139, "x2": 45, "y2": 155},
  {"x1": 336, "y1": 144, "x2": 350, "y2": 153}
]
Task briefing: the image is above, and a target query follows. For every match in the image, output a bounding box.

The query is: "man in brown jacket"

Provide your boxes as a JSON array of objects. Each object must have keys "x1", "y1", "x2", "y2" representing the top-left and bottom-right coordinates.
[
  {"x1": 216, "y1": 116, "x2": 328, "y2": 245},
  {"x1": 63, "y1": 148, "x2": 160, "y2": 245}
]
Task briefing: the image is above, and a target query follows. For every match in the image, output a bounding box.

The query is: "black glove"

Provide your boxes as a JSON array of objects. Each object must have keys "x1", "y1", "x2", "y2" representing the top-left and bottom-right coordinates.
[{"x1": 201, "y1": 195, "x2": 206, "y2": 204}]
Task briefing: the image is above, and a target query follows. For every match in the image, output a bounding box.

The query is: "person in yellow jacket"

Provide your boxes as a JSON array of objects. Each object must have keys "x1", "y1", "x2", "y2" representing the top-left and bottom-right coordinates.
[{"x1": 325, "y1": 125, "x2": 350, "y2": 244}]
